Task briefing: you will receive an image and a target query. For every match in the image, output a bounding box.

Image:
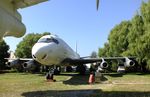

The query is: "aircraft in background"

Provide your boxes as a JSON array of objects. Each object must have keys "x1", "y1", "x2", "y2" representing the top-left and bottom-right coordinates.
[
  {"x1": 6, "y1": 34, "x2": 136, "y2": 78},
  {"x1": 0, "y1": 0, "x2": 99, "y2": 39},
  {"x1": 0, "y1": 0, "x2": 48, "y2": 39}
]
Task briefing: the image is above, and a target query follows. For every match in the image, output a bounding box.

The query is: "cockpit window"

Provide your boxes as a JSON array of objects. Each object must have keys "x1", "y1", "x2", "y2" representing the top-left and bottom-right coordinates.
[{"x1": 38, "y1": 38, "x2": 59, "y2": 44}]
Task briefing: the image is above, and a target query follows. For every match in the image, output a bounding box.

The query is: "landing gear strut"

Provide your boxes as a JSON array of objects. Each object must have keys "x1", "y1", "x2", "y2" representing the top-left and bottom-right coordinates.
[
  {"x1": 46, "y1": 68, "x2": 56, "y2": 82},
  {"x1": 76, "y1": 64, "x2": 86, "y2": 75}
]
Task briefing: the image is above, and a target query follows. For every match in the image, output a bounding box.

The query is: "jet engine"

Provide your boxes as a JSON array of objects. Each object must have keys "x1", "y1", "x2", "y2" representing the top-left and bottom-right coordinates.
[
  {"x1": 97, "y1": 58, "x2": 108, "y2": 69},
  {"x1": 6, "y1": 59, "x2": 20, "y2": 68},
  {"x1": 23, "y1": 60, "x2": 37, "y2": 70},
  {"x1": 124, "y1": 57, "x2": 135, "y2": 67},
  {"x1": 100, "y1": 58, "x2": 108, "y2": 69}
]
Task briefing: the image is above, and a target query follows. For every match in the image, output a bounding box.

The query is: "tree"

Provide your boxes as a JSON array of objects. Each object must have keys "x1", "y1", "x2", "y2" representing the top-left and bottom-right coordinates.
[
  {"x1": 98, "y1": 0, "x2": 150, "y2": 72},
  {"x1": 141, "y1": 0, "x2": 150, "y2": 31},
  {"x1": 15, "y1": 32, "x2": 50, "y2": 58},
  {"x1": 99, "y1": 43, "x2": 110, "y2": 57},
  {"x1": 0, "y1": 40, "x2": 9, "y2": 70},
  {"x1": 124, "y1": 14, "x2": 144, "y2": 56},
  {"x1": 108, "y1": 21, "x2": 131, "y2": 56},
  {"x1": 134, "y1": 0, "x2": 150, "y2": 71}
]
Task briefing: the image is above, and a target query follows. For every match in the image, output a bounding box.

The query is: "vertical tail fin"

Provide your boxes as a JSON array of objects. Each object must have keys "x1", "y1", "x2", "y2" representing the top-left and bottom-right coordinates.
[{"x1": 9, "y1": 51, "x2": 16, "y2": 58}]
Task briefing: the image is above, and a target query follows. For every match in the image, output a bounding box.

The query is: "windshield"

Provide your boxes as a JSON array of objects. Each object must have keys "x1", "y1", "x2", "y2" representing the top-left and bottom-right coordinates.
[{"x1": 37, "y1": 38, "x2": 59, "y2": 44}]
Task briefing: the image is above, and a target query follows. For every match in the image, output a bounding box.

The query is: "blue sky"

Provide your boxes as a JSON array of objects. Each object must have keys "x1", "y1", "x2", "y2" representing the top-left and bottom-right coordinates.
[{"x1": 4, "y1": 0, "x2": 147, "y2": 57}]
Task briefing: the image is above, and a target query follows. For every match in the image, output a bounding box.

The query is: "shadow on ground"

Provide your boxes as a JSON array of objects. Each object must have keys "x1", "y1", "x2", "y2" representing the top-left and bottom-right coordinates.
[
  {"x1": 21, "y1": 89, "x2": 150, "y2": 97},
  {"x1": 0, "y1": 70, "x2": 13, "y2": 74},
  {"x1": 62, "y1": 73, "x2": 108, "y2": 85},
  {"x1": 63, "y1": 74, "x2": 89, "y2": 85},
  {"x1": 21, "y1": 89, "x2": 100, "y2": 97},
  {"x1": 105, "y1": 73, "x2": 123, "y2": 77}
]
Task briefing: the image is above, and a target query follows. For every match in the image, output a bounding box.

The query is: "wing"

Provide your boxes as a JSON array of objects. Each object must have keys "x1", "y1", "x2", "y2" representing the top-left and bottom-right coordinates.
[
  {"x1": 63, "y1": 58, "x2": 102, "y2": 65},
  {"x1": 5, "y1": 58, "x2": 33, "y2": 68},
  {"x1": 62, "y1": 56, "x2": 136, "y2": 74},
  {"x1": 5, "y1": 58, "x2": 41, "y2": 70},
  {"x1": 5, "y1": 58, "x2": 32, "y2": 61},
  {"x1": 62, "y1": 57, "x2": 136, "y2": 69}
]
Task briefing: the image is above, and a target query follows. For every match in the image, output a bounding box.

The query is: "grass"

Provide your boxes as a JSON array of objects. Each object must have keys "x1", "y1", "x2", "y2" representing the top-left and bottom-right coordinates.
[{"x1": 0, "y1": 72, "x2": 150, "y2": 97}]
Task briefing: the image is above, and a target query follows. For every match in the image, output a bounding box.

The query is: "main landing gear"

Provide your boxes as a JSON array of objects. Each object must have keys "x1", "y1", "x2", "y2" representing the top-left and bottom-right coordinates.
[{"x1": 76, "y1": 64, "x2": 86, "y2": 75}]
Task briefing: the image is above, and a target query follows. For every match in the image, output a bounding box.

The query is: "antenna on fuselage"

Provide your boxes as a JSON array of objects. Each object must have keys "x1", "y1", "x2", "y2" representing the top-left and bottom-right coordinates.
[
  {"x1": 76, "y1": 41, "x2": 78, "y2": 53},
  {"x1": 96, "y1": 0, "x2": 99, "y2": 11}
]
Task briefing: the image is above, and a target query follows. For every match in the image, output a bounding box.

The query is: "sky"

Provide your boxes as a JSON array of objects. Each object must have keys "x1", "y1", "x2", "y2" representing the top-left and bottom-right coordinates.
[{"x1": 4, "y1": 0, "x2": 147, "y2": 57}]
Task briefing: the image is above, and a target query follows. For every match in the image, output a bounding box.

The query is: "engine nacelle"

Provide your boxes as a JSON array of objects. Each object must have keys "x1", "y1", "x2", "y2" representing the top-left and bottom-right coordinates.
[
  {"x1": 6, "y1": 59, "x2": 20, "y2": 68},
  {"x1": 97, "y1": 58, "x2": 108, "y2": 69},
  {"x1": 23, "y1": 60, "x2": 36, "y2": 70},
  {"x1": 117, "y1": 66, "x2": 125, "y2": 73},
  {"x1": 124, "y1": 57, "x2": 135, "y2": 67}
]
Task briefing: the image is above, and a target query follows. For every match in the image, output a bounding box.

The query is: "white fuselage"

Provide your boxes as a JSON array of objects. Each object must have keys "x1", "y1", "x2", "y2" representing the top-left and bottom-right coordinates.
[{"x1": 32, "y1": 35, "x2": 80, "y2": 65}]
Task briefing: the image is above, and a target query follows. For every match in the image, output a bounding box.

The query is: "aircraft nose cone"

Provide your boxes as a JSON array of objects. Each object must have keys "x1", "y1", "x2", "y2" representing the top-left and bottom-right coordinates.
[{"x1": 32, "y1": 43, "x2": 49, "y2": 61}]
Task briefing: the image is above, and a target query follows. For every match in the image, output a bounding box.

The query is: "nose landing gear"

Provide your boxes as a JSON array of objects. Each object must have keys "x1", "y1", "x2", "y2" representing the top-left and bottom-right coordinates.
[
  {"x1": 46, "y1": 65, "x2": 61, "y2": 82},
  {"x1": 46, "y1": 69, "x2": 56, "y2": 82}
]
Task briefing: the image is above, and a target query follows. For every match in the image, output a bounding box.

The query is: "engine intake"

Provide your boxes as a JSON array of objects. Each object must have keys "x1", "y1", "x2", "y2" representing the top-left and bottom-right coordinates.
[
  {"x1": 97, "y1": 58, "x2": 108, "y2": 69},
  {"x1": 101, "y1": 61, "x2": 108, "y2": 69},
  {"x1": 124, "y1": 57, "x2": 135, "y2": 67},
  {"x1": 23, "y1": 60, "x2": 36, "y2": 70},
  {"x1": 6, "y1": 59, "x2": 20, "y2": 67}
]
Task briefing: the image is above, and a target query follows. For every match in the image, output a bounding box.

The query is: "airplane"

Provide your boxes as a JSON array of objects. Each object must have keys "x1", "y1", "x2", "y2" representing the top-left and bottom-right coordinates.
[
  {"x1": 0, "y1": 0, "x2": 99, "y2": 39},
  {"x1": 0, "y1": 0, "x2": 48, "y2": 39},
  {"x1": 6, "y1": 34, "x2": 136, "y2": 80}
]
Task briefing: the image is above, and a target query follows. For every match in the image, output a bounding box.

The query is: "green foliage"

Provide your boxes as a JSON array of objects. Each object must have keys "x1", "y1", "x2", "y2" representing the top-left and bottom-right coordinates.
[
  {"x1": 125, "y1": 14, "x2": 144, "y2": 56},
  {"x1": 98, "y1": 0, "x2": 150, "y2": 72},
  {"x1": 15, "y1": 32, "x2": 50, "y2": 58},
  {"x1": 98, "y1": 43, "x2": 110, "y2": 57},
  {"x1": 0, "y1": 40, "x2": 9, "y2": 70},
  {"x1": 141, "y1": 0, "x2": 150, "y2": 30},
  {"x1": 109, "y1": 21, "x2": 131, "y2": 56}
]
